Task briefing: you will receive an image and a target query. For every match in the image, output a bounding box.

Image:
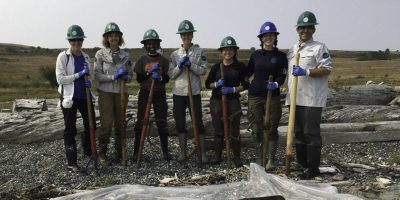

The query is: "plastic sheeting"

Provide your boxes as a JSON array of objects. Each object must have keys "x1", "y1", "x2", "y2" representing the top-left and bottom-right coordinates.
[{"x1": 54, "y1": 163, "x2": 362, "y2": 200}]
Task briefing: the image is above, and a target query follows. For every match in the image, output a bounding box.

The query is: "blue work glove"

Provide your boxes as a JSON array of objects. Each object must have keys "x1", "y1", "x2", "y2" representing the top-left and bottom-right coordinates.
[
  {"x1": 183, "y1": 58, "x2": 191, "y2": 68},
  {"x1": 78, "y1": 66, "x2": 90, "y2": 77},
  {"x1": 84, "y1": 79, "x2": 91, "y2": 88},
  {"x1": 114, "y1": 68, "x2": 127, "y2": 80},
  {"x1": 292, "y1": 66, "x2": 308, "y2": 76},
  {"x1": 221, "y1": 87, "x2": 235, "y2": 94},
  {"x1": 120, "y1": 75, "x2": 131, "y2": 81},
  {"x1": 215, "y1": 79, "x2": 224, "y2": 89},
  {"x1": 147, "y1": 63, "x2": 159, "y2": 74},
  {"x1": 178, "y1": 56, "x2": 189, "y2": 69},
  {"x1": 266, "y1": 82, "x2": 278, "y2": 91},
  {"x1": 151, "y1": 72, "x2": 163, "y2": 81}
]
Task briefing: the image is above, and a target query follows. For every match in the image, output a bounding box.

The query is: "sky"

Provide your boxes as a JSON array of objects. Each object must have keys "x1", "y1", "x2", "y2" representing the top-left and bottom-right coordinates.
[{"x1": 0, "y1": 0, "x2": 399, "y2": 51}]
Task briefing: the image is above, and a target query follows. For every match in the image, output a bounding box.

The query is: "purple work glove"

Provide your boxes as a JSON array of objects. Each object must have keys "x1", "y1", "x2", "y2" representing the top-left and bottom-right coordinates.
[
  {"x1": 292, "y1": 66, "x2": 308, "y2": 76},
  {"x1": 178, "y1": 56, "x2": 189, "y2": 69},
  {"x1": 215, "y1": 79, "x2": 224, "y2": 89},
  {"x1": 151, "y1": 72, "x2": 163, "y2": 81},
  {"x1": 84, "y1": 79, "x2": 91, "y2": 88},
  {"x1": 78, "y1": 66, "x2": 90, "y2": 77},
  {"x1": 183, "y1": 58, "x2": 191, "y2": 68},
  {"x1": 114, "y1": 68, "x2": 127, "y2": 80},
  {"x1": 221, "y1": 87, "x2": 235, "y2": 94},
  {"x1": 147, "y1": 63, "x2": 159, "y2": 74},
  {"x1": 266, "y1": 82, "x2": 278, "y2": 91}
]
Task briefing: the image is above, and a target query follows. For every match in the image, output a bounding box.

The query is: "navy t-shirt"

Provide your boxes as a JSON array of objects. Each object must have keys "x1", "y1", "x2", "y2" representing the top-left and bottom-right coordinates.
[{"x1": 73, "y1": 54, "x2": 86, "y2": 99}]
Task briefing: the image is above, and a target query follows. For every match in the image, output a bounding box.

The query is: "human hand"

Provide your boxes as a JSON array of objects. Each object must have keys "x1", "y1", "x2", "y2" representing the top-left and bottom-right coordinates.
[
  {"x1": 215, "y1": 79, "x2": 224, "y2": 89},
  {"x1": 78, "y1": 66, "x2": 90, "y2": 77},
  {"x1": 221, "y1": 87, "x2": 235, "y2": 94},
  {"x1": 266, "y1": 82, "x2": 278, "y2": 91},
  {"x1": 151, "y1": 72, "x2": 163, "y2": 81},
  {"x1": 183, "y1": 58, "x2": 191, "y2": 68},
  {"x1": 178, "y1": 56, "x2": 189, "y2": 69},
  {"x1": 114, "y1": 68, "x2": 127, "y2": 80},
  {"x1": 292, "y1": 66, "x2": 308, "y2": 76}
]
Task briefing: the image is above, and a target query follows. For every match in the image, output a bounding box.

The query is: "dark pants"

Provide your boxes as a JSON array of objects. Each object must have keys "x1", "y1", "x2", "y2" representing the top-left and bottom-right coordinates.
[
  {"x1": 134, "y1": 89, "x2": 169, "y2": 136},
  {"x1": 248, "y1": 95, "x2": 282, "y2": 142},
  {"x1": 61, "y1": 97, "x2": 95, "y2": 166},
  {"x1": 210, "y1": 98, "x2": 241, "y2": 139},
  {"x1": 172, "y1": 94, "x2": 205, "y2": 135},
  {"x1": 293, "y1": 106, "x2": 322, "y2": 172}
]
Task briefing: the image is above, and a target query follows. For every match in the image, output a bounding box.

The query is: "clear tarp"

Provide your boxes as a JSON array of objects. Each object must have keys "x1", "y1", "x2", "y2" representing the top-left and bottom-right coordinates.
[{"x1": 54, "y1": 163, "x2": 362, "y2": 200}]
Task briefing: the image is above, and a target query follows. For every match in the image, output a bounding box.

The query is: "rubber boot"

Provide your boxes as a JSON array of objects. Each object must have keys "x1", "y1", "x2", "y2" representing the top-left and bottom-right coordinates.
[
  {"x1": 265, "y1": 140, "x2": 278, "y2": 170},
  {"x1": 257, "y1": 143, "x2": 263, "y2": 165},
  {"x1": 98, "y1": 138, "x2": 110, "y2": 166},
  {"x1": 114, "y1": 134, "x2": 122, "y2": 164},
  {"x1": 133, "y1": 131, "x2": 141, "y2": 162},
  {"x1": 177, "y1": 133, "x2": 187, "y2": 162},
  {"x1": 295, "y1": 144, "x2": 308, "y2": 169},
  {"x1": 199, "y1": 135, "x2": 208, "y2": 163},
  {"x1": 160, "y1": 135, "x2": 172, "y2": 161},
  {"x1": 231, "y1": 137, "x2": 243, "y2": 167},
  {"x1": 304, "y1": 146, "x2": 321, "y2": 179},
  {"x1": 210, "y1": 136, "x2": 223, "y2": 165},
  {"x1": 65, "y1": 144, "x2": 77, "y2": 166}
]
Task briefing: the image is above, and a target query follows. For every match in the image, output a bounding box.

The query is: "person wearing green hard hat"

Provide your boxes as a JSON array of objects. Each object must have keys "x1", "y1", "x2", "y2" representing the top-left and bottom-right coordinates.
[
  {"x1": 247, "y1": 21, "x2": 288, "y2": 171},
  {"x1": 133, "y1": 29, "x2": 172, "y2": 162},
  {"x1": 205, "y1": 36, "x2": 249, "y2": 167},
  {"x1": 168, "y1": 19, "x2": 208, "y2": 164},
  {"x1": 94, "y1": 22, "x2": 133, "y2": 166},
  {"x1": 56, "y1": 24, "x2": 94, "y2": 173},
  {"x1": 285, "y1": 11, "x2": 332, "y2": 179}
]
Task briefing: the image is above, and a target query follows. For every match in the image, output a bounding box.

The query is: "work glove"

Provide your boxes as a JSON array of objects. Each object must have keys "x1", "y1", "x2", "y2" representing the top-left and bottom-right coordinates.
[
  {"x1": 266, "y1": 82, "x2": 278, "y2": 91},
  {"x1": 178, "y1": 56, "x2": 189, "y2": 70},
  {"x1": 221, "y1": 87, "x2": 235, "y2": 94},
  {"x1": 147, "y1": 63, "x2": 159, "y2": 74},
  {"x1": 78, "y1": 66, "x2": 90, "y2": 77},
  {"x1": 84, "y1": 79, "x2": 91, "y2": 88},
  {"x1": 151, "y1": 72, "x2": 163, "y2": 81},
  {"x1": 183, "y1": 58, "x2": 191, "y2": 68},
  {"x1": 120, "y1": 75, "x2": 131, "y2": 81},
  {"x1": 215, "y1": 79, "x2": 224, "y2": 89},
  {"x1": 113, "y1": 68, "x2": 127, "y2": 80},
  {"x1": 292, "y1": 66, "x2": 308, "y2": 76}
]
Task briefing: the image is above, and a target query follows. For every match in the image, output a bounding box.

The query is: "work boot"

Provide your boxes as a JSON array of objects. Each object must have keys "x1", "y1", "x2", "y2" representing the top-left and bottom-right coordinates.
[
  {"x1": 265, "y1": 140, "x2": 278, "y2": 171},
  {"x1": 257, "y1": 143, "x2": 263, "y2": 165},
  {"x1": 65, "y1": 144, "x2": 77, "y2": 166},
  {"x1": 305, "y1": 146, "x2": 321, "y2": 179},
  {"x1": 199, "y1": 135, "x2": 208, "y2": 163},
  {"x1": 232, "y1": 136, "x2": 242, "y2": 167},
  {"x1": 160, "y1": 135, "x2": 172, "y2": 161},
  {"x1": 67, "y1": 164, "x2": 84, "y2": 173},
  {"x1": 295, "y1": 144, "x2": 308, "y2": 169},
  {"x1": 210, "y1": 136, "x2": 223, "y2": 165},
  {"x1": 133, "y1": 131, "x2": 141, "y2": 162},
  {"x1": 177, "y1": 133, "x2": 187, "y2": 162},
  {"x1": 98, "y1": 141, "x2": 111, "y2": 166},
  {"x1": 114, "y1": 135, "x2": 122, "y2": 164}
]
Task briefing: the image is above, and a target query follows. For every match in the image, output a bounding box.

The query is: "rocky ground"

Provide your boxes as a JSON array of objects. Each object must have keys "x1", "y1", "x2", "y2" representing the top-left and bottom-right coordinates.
[{"x1": 0, "y1": 136, "x2": 400, "y2": 200}]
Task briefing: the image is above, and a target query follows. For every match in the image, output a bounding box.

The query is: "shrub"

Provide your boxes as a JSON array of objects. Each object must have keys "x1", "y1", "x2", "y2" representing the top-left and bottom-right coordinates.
[{"x1": 40, "y1": 66, "x2": 58, "y2": 88}]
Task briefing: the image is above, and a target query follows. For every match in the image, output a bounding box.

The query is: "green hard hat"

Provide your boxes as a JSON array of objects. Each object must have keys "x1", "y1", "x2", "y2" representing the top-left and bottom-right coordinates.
[
  {"x1": 66, "y1": 25, "x2": 86, "y2": 40},
  {"x1": 141, "y1": 29, "x2": 162, "y2": 44},
  {"x1": 218, "y1": 36, "x2": 239, "y2": 50},
  {"x1": 103, "y1": 22, "x2": 123, "y2": 36},
  {"x1": 177, "y1": 20, "x2": 196, "y2": 34},
  {"x1": 296, "y1": 11, "x2": 319, "y2": 27}
]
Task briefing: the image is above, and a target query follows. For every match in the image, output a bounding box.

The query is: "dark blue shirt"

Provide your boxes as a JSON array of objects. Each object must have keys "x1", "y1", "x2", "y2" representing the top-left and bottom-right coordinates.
[
  {"x1": 73, "y1": 54, "x2": 86, "y2": 99},
  {"x1": 248, "y1": 49, "x2": 288, "y2": 97}
]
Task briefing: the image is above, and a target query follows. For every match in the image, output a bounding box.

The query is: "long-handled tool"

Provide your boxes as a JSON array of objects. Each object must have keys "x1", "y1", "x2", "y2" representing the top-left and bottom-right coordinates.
[
  {"x1": 285, "y1": 53, "x2": 300, "y2": 176},
  {"x1": 220, "y1": 63, "x2": 231, "y2": 168},
  {"x1": 262, "y1": 75, "x2": 274, "y2": 167},
  {"x1": 120, "y1": 80, "x2": 127, "y2": 167},
  {"x1": 83, "y1": 69, "x2": 98, "y2": 173},
  {"x1": 136, "y1": 77, "x2": 155, "y2": 168},
  {"x1": 185, "y1": 50, "x2": 202, "y2": 167}
]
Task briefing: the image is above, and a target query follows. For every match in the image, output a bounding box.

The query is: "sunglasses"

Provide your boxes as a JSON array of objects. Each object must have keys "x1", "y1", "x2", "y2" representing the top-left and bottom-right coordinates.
[{"x1": 69, "y1": 38, "x2": 84, "y2": 42}]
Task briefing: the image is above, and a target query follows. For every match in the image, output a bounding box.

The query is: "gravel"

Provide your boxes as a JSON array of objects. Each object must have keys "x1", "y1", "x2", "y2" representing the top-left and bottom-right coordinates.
[{"x1": 1, "y1": 137, "x2": 400, "y2": 199}]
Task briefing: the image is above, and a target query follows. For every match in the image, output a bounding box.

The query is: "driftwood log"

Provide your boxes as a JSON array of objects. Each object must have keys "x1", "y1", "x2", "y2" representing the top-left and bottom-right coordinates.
[{"x1": 1, "y1": 85, "x2": 399, "y2": 144}]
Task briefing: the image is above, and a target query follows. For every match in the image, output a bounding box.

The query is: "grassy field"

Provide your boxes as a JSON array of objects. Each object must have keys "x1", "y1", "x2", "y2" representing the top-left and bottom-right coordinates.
[{"x1": 1, "y1": 44, "x2": 399, "y2": 109}]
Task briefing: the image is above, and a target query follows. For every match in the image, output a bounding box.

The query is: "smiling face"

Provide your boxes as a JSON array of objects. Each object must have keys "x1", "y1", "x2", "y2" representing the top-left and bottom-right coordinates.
[
  {"x1": 261, "y1": 33, "x2": 276, "y2": 48},
  {"x1": 180, "y1": 32, "x2": 193, "y2": 46},
  {"x1": 221, "y1": 47, "x2": 236, "y2": 62},
  {"x1": 297, "y1": 25, "x2": 315, "y2": 43},
  {"x1": 107, "y1": 32, "x2": 121, "y2": 48},
  {"x1": 145, "y1": 40, "x2": 160, "y2": 54},
  {"x1": 69, "y1": 38, "x2": 83, "y2": 52}
]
